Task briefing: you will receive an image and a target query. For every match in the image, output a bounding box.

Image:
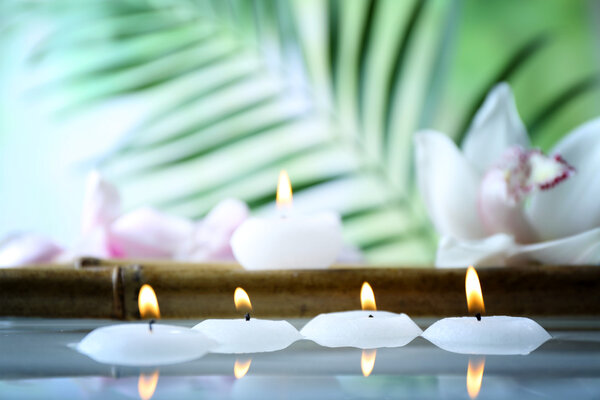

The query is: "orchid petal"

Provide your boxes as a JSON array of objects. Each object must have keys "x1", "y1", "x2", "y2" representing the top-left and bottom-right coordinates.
[
  {"x1": 462, "y1": 83, "x2": 530, "y2": 173},
  {"x1": 528, "y1": 118, "x2": 600, "y2": 240},
  {"x1": 478, "y1": 169, "x2": 537, "y2": 243},
  {"x1": 509, "y1": 227, "x2": 600, "y2": 265},
  {"x1": 110, "y1": 207, "x2": 195, "y2": 258},
  {"x1": 178, "y1": 199, "x2": 249, "y2": 261},
  {"x1": 0, "y1": 234, "x2": 62, "y2": 267},
  {"x1": 415, "y1": 130, "x2": 486, "y2": 240},
  {"x1": 435, "y1": 234, "x2": 518, "y2": 268},
  {"x1": 81, "y1": 171, "x2": 121, "y2": 234}
]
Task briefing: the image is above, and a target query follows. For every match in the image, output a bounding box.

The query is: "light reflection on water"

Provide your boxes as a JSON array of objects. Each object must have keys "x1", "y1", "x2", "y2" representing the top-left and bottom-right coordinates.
[{"x1": 1, "y1": 319, "x2": 600, "y2": 399}]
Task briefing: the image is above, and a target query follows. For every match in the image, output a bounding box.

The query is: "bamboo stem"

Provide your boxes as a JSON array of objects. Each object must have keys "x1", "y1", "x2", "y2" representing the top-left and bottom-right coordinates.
[{"x1": 0, "y1": 263, "x2": 599, "y2": 319}]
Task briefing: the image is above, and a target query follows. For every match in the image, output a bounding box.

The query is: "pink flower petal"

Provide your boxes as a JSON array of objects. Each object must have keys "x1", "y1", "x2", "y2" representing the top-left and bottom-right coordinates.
[
  {"x1": 178, "y1": 199, "x2": 249, "y2": 261},
  {"x1": 110, "y1": 207, "x2": 195, "y2": 258},
  {"x1": 478, "y1": 168, "x2": 537, "y2": 243},
  {"x1": 81, "y1": 171, "x2": 121, "y2": 234},
  {"x1": 0, "y1": 234, "x2": 62, "y2": 267},
  {"x1": 66, "y1": 227, "x2": 115, "y2": 260}
]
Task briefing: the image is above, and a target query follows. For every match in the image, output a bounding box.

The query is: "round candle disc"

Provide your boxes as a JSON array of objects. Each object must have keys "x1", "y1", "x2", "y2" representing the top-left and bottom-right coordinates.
[
  {"x1": 300, "y1": 310, "x2": 423, "y2": 349},
  {"x1": 193, "y1": 319, "x2": 302, "y2": 354},
  {"x1": 422, "y1": 316, "x2": 552, "y2": 355},
  {"x1": 76, "y1": 323, "x2": 216, "y2": 366}
]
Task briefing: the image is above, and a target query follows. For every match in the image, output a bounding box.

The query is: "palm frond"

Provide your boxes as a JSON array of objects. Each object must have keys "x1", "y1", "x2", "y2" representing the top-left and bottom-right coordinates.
[{"x1": 23, "y1": 0, "x2": 590, "y2": 264}]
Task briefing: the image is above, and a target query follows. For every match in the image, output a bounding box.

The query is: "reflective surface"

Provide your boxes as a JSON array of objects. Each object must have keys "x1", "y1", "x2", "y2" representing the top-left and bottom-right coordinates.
[{"x1": 1, "y1": 318, "x2": 600, "y2": 399}]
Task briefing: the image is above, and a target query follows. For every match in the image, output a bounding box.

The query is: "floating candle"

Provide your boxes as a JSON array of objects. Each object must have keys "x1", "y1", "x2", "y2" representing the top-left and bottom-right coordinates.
[
  {"x1": 193, "y1": 287, "x2": 302, "y2": 353},
  {"x1": 300, "y1": 282, "x2": 422, "y2": 348},
  {"x1": 230, "y1": 170, "x2": 343, "y2": 269},
  {"x1": 77, "y1": 285, "x2": 215, "y2": 366},
  {"x1": 422, "y1": 266, "x2": 551, "y2": 355}
]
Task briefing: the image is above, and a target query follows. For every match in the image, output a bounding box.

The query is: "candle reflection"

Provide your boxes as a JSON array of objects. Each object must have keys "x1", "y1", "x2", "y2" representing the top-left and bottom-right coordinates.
[
  {"x1": 361, "y1": 349, "x2": 377, "y2": 377},
  {"x1": 466, "y1": 356, "x2": 485, "y2": 399},
  {"x1": 234, "y1": 358, "x2": 252, "y2": 379},
  {"x1": 138, "y1": 370, "x2": 159, "y2": 400}
]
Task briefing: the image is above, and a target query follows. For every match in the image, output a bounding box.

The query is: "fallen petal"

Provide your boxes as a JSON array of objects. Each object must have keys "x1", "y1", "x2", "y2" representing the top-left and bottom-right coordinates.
[
  {"x1": 462, "y1": 83, "x2": 530, "y2": 173},
  {"x1": 110, "y1": 207, "x2": 195, "y2": 258},
  {"x1": 435, "y1": 234, "x2": 518, "y2": 268},
  {"x1": 81, "y1": 171, "x2": 121, "y2": 234},
  {"x1": 0, "y1": 234, "x2": 62, "y2": 267},
  {"x1": 67, "y1": 227, "x2": 116, "y2": 260},
  {"x1": 178, "y1": 199, "x2": 249, "y2": 261},
  {"x1": 415, "y1": 131, "x2": 486, "y2": 240}
]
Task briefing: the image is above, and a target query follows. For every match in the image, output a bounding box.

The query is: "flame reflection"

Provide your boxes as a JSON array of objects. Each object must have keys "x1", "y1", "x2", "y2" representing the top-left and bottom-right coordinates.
[
  {"x1": 234, "y1": 358, "x2": 252, "y2": 379},
  {"x1": 138, "y1": 370, "x2": 159, "y2": 400},
  {"x1": 361, "y1": 349, "x2": 377, "y2": 377},
  {"x1": 466, "y1": 357, "x2": 485, "y2": 399}
]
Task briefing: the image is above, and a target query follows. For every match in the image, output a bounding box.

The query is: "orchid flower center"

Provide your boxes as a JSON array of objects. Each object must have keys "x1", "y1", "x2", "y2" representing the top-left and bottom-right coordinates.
[
  {"x1": 477, "y1": 146, "x2": 574, "y2": 243},
  {"x1": 493, "y1": 146, "x2": 575, "y2": 203}
]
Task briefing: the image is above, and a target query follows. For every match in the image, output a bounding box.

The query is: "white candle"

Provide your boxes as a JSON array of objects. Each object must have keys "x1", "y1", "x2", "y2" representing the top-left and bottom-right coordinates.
[
  {"x1": 77, "y1": 323, "x2": 214, "y2": 366},
  {"x1": 300, "y1": 282, "x2": 422, "y2": 349},
  {"x1": 422, "y1": 266, "x2": 551, "y2": 355},
  {"x1": 230, "y1": 170, "x2": 343, "y2": 270},
  {"x1": 77, "y1": 285, "x2": 215, "y2": 366},
  {"x1": 193, "y1": 287, "x2": 302, "y2": 354}
]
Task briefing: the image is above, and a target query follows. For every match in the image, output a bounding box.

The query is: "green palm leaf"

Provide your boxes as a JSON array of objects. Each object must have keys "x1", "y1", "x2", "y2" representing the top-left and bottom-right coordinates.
[{"x1": 21, "y1": 0, "x2": 600, "y2": 264}]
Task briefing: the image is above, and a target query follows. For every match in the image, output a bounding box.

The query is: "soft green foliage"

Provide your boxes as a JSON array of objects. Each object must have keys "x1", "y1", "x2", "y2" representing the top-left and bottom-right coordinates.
[{"x1": 11, "y1": 0, "x2": 600, "y2": 264}]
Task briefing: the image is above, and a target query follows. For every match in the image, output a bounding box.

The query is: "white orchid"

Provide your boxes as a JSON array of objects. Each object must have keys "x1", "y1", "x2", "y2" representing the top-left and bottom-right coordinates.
[{"x1": 415, "y1": 83, "x2": 600, "y2": 267}]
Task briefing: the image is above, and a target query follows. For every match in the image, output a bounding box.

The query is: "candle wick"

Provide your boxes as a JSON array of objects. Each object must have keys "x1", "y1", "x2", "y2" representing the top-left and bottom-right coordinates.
[
  {"x1": 368, "y1": 314, "x2": 373, "y2": 318},
  {"x1": 149, "y1": 319, "x2": 155, "y2": 332},
  {"x1": 475, "y1": 313, "x2": 481, "y2": 321},
  {"x1": 245, "y1": 313, "x2": 251, "y2": 321}
]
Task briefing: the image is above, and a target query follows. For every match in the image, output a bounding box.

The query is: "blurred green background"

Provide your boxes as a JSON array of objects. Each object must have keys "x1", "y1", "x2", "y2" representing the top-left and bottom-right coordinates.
[{"x1": 1, "y1": 0, "x2": 599, "y2": 265}]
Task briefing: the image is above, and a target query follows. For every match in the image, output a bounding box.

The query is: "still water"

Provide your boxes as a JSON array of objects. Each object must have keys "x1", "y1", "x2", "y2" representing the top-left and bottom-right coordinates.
[{"x1": 1, "y1": 318, "x2": 599, "y2": 399}]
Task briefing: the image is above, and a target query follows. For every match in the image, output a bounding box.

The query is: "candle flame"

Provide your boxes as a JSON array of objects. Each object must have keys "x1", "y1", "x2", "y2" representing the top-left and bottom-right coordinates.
[
  {"x1": 465, "y1": 266, "x2": 485, "y2": 315},
  {"x1": 361, "y1": 282, "x2": 377, "y2": 311},
  {"x1": 276, "y1": 170, "x2": 293, "y2": 210},
  {"x1": 361, "y1": 349, "x2": 377, "y2": 377},
  {"x1": 138, "y1": 284, "x2": 160, "y2": 320},
  {"x1": 466, "y1": 357, "x2": 485, "y2": 399},
  {"x1": 234, "y1": 287, "x2": 252, "y2": 312},
  {"x1": 138, "y1": 370, "x2": 159, "y2": 400},
  {"x1": 234, "y1": 358, "x2": 252, "y2": 379}
]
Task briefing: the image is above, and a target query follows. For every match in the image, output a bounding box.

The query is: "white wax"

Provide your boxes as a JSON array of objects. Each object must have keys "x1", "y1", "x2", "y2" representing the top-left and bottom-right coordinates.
[
  {"x1": 422, "y1": 316, "x2": 551, "y2": 355},
  {"x1": 77, "y1": 323, "x2": 215, "y2": 366},
  {"x1": 300, "y1": 310, "x2": 423, "y2": 349},
  {"x1": 192, "y1": 318, "x2": 302, "y2": 353},
  {"x1": 230, "y1": 212, "x2": 343, "y2": 270}
]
